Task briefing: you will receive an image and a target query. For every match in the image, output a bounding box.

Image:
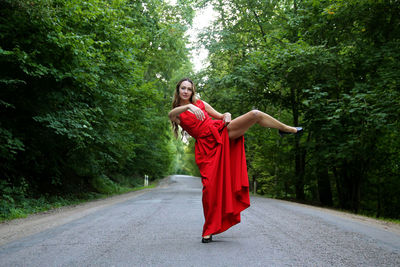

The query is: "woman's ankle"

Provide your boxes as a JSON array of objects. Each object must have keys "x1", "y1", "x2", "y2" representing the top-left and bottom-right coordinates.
[{"x1": 282, "y1": 126, "x2": 297, "y2": 133}]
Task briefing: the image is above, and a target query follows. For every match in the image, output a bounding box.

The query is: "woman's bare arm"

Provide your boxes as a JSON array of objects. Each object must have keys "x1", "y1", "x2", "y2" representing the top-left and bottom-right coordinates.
[
  {"x1": 203, "y1": 101, "x2": 231, "y2": 125},
  {"x1": 168, "y1": 104, "x2": 205, "y2": 124}
]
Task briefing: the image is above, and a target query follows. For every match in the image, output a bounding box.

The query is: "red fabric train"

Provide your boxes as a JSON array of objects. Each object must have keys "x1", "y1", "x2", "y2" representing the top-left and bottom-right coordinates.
[{"x1": 179, "y1": 99, "x2": 250, "y2": 237}]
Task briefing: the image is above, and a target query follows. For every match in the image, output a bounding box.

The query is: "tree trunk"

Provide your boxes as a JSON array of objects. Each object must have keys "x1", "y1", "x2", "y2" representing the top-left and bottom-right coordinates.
[
  {"x1": 351, "y1": 175, "x2": 361, "y2": 214},
  {"x1": 333, "y1": 166, "x2": 345, "y2": 209},
  {"x1": 294, "y1": 138, "x2": 305, "y2": 200},
  {"x1": 291, "y1": 80, "x2": 305, "y2": 200},
  {"x1": 376, "y1": 176, "x2": 382, "y2": 218},
  {"x1": 316, "y1": 165, "x2": 333, "y2": 206}
]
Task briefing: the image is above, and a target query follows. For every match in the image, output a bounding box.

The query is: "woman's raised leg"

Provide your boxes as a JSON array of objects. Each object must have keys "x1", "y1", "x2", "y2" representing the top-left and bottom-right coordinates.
[{"x1": 227, "y1": 110, "x2": 297, "y2": 140}]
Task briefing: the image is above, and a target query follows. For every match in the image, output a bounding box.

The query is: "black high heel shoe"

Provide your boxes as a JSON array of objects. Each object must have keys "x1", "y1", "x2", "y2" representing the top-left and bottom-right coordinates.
[
  {"x1": 279, "y1": 127, "x2": 303, "y2": 137},
  {"x1": 201, "y1": 235, "x2": 213, "y2": 243}
]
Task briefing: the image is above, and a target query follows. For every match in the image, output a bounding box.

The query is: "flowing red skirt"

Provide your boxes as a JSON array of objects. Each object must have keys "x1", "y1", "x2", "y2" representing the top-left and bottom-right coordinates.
[{"x1": 195, "y1": 123, "x2": 250, "y2": 237}]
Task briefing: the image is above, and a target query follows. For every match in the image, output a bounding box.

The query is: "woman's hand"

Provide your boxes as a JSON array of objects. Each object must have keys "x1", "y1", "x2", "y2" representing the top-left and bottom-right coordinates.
[
  {"x1": 188, "y1": 104, "x2": 205, "y2": 121},
  {"x1": 223, "y1": 112, "x2": 231, "y2": 126}
]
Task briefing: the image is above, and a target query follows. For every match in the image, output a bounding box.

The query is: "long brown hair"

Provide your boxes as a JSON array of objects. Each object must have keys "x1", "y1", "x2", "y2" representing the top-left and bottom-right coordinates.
[{"x1": 171, "y1": 78, "x2": 197, "y2": 138}]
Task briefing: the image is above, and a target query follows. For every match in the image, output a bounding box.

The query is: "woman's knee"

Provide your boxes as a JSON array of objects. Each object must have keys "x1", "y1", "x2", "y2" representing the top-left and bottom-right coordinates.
[{"x1": 249, "y1": 109, "x2": 261, "y2": 122}]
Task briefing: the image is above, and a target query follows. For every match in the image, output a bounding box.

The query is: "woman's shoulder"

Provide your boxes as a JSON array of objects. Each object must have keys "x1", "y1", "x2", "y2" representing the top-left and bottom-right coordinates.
[{"x1": 194, "y1": 99, "x2": 204, "y2": 107}]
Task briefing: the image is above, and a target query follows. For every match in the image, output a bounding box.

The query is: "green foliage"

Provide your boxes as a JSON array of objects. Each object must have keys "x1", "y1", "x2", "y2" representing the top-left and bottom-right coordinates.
[
  {"x1": 2, "y1": 0, "x2": 399, "y2": 221},
  {"x1": 182, "y1": 138, "x2": 201, "y2": 177},
  {"x1": 90, "y1": 174, "x2": 120, "y2": 195},
  {"x1": 198, "y1": 0, "x2": 400, "y2": 218},
  {"x1": 0, "y1": 0, "x2": 194, "y2": 218}
]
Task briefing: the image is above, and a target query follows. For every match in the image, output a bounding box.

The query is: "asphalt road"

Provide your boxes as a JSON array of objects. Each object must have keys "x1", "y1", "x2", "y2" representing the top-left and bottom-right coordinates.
[{"x1": 1, "y1": 175, "x2": 399, "y2": 266}]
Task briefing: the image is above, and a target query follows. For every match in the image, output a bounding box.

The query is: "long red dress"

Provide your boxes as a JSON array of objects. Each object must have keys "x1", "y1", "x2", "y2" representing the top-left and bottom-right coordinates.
[{"x1": 179, "y1": 100, "x2": 250, "y2": 237}]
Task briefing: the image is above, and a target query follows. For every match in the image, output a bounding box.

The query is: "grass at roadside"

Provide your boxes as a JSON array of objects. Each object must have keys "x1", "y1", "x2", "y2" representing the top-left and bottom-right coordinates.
[
  {"x1": 0, "y1": 183, "x2": 156, "y2": 223},
  {"x1": 347, "y1": 210, "x2": 400, "y2": 225}
]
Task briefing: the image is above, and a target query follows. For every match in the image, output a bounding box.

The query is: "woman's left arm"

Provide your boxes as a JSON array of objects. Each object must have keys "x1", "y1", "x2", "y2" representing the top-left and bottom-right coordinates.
[{"x1": 203, "y1": 101, "x2": 231, "y2": 125}]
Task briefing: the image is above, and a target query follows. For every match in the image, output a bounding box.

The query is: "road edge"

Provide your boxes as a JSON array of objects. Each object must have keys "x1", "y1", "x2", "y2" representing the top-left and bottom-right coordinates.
[
  {"x1": 0, "y1": 176, "x2": 171, "y2": 246},
  {"x1": 261, "y1": 196, "x2": 400, "y2": 235}
]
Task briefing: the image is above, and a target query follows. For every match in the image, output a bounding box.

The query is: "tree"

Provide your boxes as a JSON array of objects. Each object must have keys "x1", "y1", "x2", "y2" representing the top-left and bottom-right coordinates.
[
  {"x1": 0, "y1": 0, "x2": 194, "y2": 218},
  {"x1": 198, "y1": 0, "x2": 400, "y2": 218}
]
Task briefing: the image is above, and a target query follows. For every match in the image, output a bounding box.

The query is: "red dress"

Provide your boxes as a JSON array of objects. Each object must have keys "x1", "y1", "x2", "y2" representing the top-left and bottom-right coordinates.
[{"x1": 179, "y1": 100, "x2": 250, "y2": 237}]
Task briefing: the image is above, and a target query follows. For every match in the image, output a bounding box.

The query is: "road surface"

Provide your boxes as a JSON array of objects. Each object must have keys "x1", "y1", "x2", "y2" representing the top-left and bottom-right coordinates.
[{"x1": 0, "y1": 175, "x2": 399, "y2": 266}]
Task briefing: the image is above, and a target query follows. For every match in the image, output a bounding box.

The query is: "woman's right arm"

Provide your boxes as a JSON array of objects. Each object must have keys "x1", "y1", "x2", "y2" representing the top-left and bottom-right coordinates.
[{"x1": 168, "y1": 104, "x2": 205, "y2": 124}]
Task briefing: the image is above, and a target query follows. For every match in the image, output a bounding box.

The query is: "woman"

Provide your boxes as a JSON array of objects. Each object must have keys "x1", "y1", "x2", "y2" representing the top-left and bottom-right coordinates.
[{"x1": 169, "y1": 78, "x2": 302, "y2": 243}]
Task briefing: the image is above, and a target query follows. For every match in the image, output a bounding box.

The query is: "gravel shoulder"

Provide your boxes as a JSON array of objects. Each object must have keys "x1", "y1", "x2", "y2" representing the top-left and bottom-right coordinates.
[
  {"x1": 1, "y1": 176, "x2": 398, "y2": 246},
  {"x1": 272, "y1": 198, "x2": 400, "y2": 236},
  {"x1": 0, "y1": 177, "x2": 173, "y2": 246}
]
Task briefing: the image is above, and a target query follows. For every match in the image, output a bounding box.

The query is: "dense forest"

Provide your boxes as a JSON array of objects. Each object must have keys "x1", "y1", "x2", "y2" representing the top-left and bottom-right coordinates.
[
  {"x1": 0, "y1": 0, "x2": 195, "y2": 219},
  {"x1": 195, "y1": 0, "x2": 400, "y2": 219},
  {"x1": 1, "y1": 0, "x2": 399, "y2": 220}
]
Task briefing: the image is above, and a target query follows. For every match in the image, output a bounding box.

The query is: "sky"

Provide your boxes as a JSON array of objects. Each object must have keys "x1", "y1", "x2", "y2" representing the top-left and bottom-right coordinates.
[
  {"x1": 186, "y1": 5, "x2": 217, "y2": 72},
  {"x1": 166, "y1": 0, "x2": 217, "y2": 72}
]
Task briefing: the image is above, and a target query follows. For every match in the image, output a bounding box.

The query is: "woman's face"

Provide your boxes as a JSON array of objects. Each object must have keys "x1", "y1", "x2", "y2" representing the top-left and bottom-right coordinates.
[{"x1": 179, "y1": 81, "x2": 193, "y2": 103}]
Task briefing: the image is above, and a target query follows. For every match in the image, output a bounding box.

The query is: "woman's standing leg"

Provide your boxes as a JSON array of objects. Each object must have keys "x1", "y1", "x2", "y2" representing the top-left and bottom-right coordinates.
[{"x1": 227, "y1": 110, "x2": 298, "y2": 140}]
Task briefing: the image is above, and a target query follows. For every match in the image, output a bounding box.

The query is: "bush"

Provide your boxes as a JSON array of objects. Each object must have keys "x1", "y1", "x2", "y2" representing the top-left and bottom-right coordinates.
[{"x1": 90, "y1": 175, "x2": 120, "y2": 195}]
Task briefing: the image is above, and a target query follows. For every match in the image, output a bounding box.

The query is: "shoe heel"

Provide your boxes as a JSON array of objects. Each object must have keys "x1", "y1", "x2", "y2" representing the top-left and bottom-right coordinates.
[
  {"x1": 279, "y1": 127, "x2": 303, "y2": 137},
  {"x1": 201, "y1": 235, "x2": 213, "y2": 243}
]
